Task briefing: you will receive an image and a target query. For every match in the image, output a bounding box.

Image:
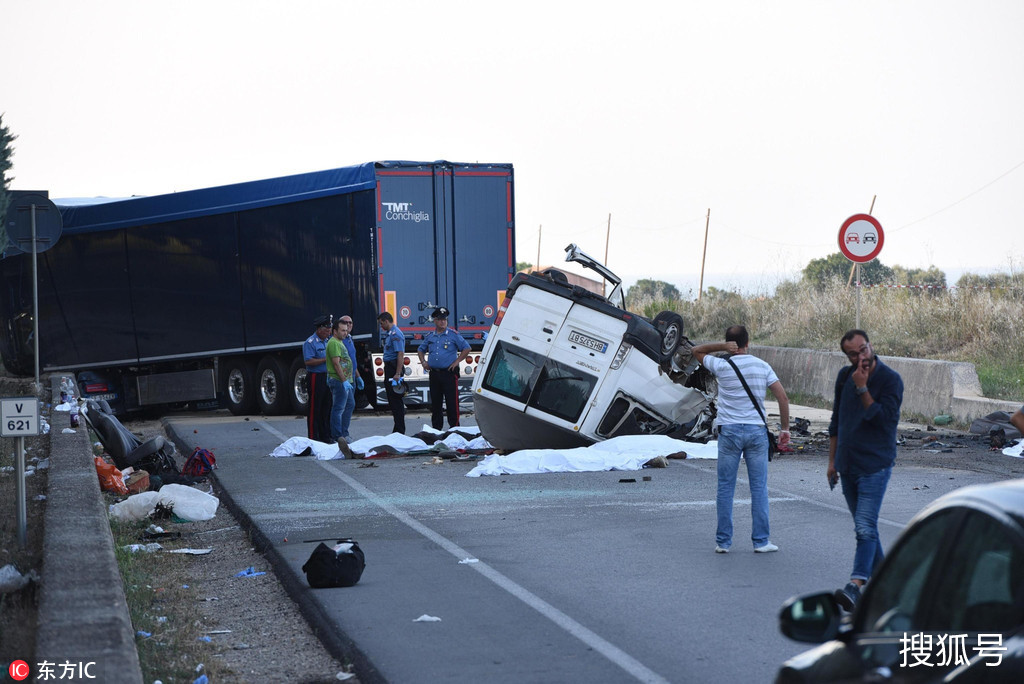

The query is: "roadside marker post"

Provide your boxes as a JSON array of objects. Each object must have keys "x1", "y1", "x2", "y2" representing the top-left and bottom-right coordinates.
[{"x1": 2, "y1": 396, "x2": 42, "y2": 548}]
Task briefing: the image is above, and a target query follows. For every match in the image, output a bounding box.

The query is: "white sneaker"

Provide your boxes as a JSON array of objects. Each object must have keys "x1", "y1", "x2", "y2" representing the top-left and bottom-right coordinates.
[
  {"x1": 754, "y1": 542, "x2": 779, "y2": 553},
  {"x1": 715, "y1": 545, "x2": 729, "y2": 554}
]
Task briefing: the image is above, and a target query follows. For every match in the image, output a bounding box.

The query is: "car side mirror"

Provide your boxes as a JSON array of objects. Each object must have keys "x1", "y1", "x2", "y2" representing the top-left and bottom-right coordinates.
[{"x1": 779, "y1": 591, "x2": 842, "y2": 643}]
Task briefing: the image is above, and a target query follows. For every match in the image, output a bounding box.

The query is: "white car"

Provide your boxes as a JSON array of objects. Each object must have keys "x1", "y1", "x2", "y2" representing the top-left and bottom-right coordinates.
[{"x1": 471, "y1": 244, "x2": 717, "y2": 451}]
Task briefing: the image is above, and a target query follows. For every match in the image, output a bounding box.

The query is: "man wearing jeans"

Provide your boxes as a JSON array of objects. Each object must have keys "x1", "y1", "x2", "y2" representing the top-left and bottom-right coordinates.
[
  {"x1": 326, "y1": 318, "x2": 354, "y2": 457},
  {"x1": 827, "y1": 329, "x2": 904, "y2": 610},
  {"x1": 693, "y1": 325, "x2": 790, "y2": 554}
]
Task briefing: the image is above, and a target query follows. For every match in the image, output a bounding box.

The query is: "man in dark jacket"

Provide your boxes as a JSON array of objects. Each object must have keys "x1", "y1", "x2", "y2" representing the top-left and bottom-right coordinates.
[{"x1": 827, "y1": 329, "x2": 904, "y2": 610}]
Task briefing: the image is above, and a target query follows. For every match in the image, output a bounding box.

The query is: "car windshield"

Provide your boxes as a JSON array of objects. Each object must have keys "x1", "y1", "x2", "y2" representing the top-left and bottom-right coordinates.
[{"x1": 482, "y1": 340, "x2": 598, "y2": 422}]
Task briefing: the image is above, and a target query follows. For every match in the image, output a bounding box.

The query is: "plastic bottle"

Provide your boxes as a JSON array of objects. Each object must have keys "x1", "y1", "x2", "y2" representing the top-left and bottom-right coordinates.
[
  {"x1": 70, "y1": 404, "x2": 80, "y2": 428},
  {"x1": 60, "y1": 376, "x2": 75, "y2": 401},
  {"x1": 933, "y1": 414, "x2": 953, "y2": 425}
]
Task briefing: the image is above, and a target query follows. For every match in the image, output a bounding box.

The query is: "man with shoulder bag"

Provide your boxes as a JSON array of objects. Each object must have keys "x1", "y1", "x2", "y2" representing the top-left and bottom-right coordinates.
[{"x1": 693, "y1": 325, "x2": 790, "y2": 554}]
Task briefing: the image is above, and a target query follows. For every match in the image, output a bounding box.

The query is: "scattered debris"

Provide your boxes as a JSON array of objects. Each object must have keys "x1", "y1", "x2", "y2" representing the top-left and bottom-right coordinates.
[
  {"x1": 413, "y1": 614, "x2": 442, "y2": 622},
  {"x1": 234, "y1": 566, "x2": 266, "y2": 578},
  {"x1": 123, "y1": 543, "x2": 164, "y2": 553},
  {"x1": 0, "y1": 564, "x2": 39, "y2": 593},
  {"x1": 458, "y1": 558, "x2": 479, "y2": 564}
]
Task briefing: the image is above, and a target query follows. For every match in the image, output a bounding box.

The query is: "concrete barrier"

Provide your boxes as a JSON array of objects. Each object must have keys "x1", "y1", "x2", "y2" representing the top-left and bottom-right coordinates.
[
  {"x1": 35, "y1": 376, "x2": 143, "y2": 684},
  {"x1": 750, "y1": 346, "x2": 1020, "y2": 423}
]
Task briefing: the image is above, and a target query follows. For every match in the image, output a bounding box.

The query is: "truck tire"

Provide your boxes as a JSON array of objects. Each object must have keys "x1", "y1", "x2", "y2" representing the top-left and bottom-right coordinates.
[
  {"x1": 653, "y1": 311, "x2": 684, "y2": 362},
  {"x1": 223, "y1": 358, "x2": 258, "y2": 416},
  {"x1": 256, "y1": 356, "x2": 290, "y2": 416},
  {"x1": 288, "y1": 356, "x2": 309, "y2": 415}
]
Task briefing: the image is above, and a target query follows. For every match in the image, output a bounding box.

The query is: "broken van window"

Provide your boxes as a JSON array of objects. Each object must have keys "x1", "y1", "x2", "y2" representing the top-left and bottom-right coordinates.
[{"x1": 483, "y1": 341, "x2": 597, "y2": 422}]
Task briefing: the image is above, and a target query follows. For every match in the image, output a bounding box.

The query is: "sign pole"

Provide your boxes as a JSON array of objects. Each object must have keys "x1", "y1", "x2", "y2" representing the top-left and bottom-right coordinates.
[
  {"x1": 31, "y1": 204, "x2": 41, "y2": 393},
  {"x1": 856, "y1": 263, "x2": 861, "y2": 329},
  {"x1": 856, "y1": 197, "x2": 876, "y2": 331},
  {"x1": 16, "y1": 435, "x2": 27, "y2": 547}
]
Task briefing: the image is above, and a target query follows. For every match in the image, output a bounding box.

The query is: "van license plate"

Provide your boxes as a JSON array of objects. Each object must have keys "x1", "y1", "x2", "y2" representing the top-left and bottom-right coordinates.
[{"x1": 568, "y1": 330, "x2": 607, "y2": 353}]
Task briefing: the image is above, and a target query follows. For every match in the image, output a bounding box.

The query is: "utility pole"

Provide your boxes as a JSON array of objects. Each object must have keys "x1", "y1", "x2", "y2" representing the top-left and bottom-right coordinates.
[
  {"x1": 698, "y1": 208, "x2": 710, "y2": 301},
  {"x1": 603, "y1": 213, "x2": 611, "y2": 296},
  {"x1": 535, "y1": 224, "x2": 541, "y2": 272}
]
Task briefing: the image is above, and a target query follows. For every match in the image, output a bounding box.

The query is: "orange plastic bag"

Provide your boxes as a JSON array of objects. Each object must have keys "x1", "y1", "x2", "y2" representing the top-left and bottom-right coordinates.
[{"x1": 95, "y1": 457, "x2": 128, "y2": 495}]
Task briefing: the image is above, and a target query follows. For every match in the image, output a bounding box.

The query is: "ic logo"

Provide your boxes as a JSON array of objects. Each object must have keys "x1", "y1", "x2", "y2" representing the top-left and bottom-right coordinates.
[{"x1": 9, "y1": 660, "x2": 30, "y2": 681}]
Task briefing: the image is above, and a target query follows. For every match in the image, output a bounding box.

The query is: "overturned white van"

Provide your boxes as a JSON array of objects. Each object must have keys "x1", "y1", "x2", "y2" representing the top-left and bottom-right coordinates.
[{"x1": 471, "y1": 244, "x2": 717, "y2": 451}]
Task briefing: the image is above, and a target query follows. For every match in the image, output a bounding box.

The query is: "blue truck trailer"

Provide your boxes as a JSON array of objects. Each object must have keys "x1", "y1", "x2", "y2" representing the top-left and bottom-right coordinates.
[{"x1": 0, "y1": 160, "x2": 515, "y2": 415}]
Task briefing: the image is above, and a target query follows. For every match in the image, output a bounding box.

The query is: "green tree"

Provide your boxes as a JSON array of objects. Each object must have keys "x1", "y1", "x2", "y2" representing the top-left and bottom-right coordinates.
[
  {"x1": 0, "y1": 114, "x2": 16, "y2": 254},
  {"x1": 891, "y1": 265, "x2": 947, "y2": 291},
  {"x1": 802, "y1": 252, "x2": 893, "y2": 288},
  {"x1": 626, "y1": 278, "x2": 682, "y2": 310},
  {"x1": 957, "y1": 271, "x2": 1024, "y2": 300},
  {"x1": 515, "y1": 261, "x2": 533, "y2": 272}
]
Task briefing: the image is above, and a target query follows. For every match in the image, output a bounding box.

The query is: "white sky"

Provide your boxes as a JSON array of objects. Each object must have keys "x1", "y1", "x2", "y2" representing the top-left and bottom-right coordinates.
[{"x1": 4, "y1": 0, "x2": 1023, "y2": 294}]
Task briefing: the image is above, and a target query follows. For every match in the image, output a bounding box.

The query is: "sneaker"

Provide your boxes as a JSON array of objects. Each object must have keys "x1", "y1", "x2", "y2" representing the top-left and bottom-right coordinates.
[
  {"x1": 714, "y1": 545, "x2": 730, "y2": 554},
  {"x1": 754, "y1": 542, "x2": 779, "y2": 553},
  {"x1": 835, "y1": 582, "x2": 861, "y2": 611}
]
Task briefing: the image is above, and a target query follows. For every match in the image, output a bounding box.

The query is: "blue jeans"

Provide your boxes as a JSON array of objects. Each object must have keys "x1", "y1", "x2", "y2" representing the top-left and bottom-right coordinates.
[
  {"x1": 716, "y1": 424, "x2": 770, "y2": 549},
  {"x1": 327, "y1": 377, "x2": 351, "y2": 442},
  {"x1": 840, "y1": 466, "x2": 891, "y2": 582},
  {"x1": 340, "y1": 380, "x2": 355, "y2": 439}
]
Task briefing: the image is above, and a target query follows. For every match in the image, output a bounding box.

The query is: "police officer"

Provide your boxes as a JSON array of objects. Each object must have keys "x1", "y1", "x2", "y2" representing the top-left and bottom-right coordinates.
[
  {"x1": 377, "y1": 311, "x2": 406, "y2": 435},
  {"x1": 418, "y1": 306, "x2": 470, "y2": 430},
  {"x1": 303, "y1": 315, "x2": 333, "y2": 442}
]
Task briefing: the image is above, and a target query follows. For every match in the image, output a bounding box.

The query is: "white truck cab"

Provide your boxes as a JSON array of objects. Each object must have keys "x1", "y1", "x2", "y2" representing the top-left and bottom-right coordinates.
[{"x1": 471, "y1": 244, "x2": 716, "y2": 451}]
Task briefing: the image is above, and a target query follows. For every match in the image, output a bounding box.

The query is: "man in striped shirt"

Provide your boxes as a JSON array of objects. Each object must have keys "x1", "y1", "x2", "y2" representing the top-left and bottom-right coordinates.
[{"x1": 693, "y1": 325, "x2": 790, "y2": 555}]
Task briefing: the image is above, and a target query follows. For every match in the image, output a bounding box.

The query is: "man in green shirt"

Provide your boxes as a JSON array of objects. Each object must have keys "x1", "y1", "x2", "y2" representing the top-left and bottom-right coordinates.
[{"x1": 326, "y1": 319, "x2": 354, "y2": 457}]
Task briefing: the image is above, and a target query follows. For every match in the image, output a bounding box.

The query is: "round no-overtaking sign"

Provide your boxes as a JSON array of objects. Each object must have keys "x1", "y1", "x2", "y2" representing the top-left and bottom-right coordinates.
[{"x1": 838, "y1": 213, "x2": 884, "y2": 263}]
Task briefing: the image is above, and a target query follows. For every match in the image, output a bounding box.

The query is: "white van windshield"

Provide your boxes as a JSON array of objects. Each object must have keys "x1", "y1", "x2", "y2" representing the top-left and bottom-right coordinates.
[{"x1": 482, "y1": 341, "x2": 598, "y2": 422}]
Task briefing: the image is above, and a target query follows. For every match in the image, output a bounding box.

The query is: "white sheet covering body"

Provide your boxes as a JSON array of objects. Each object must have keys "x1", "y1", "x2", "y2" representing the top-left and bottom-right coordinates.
[{"x1": 466, "y1": 435, "x2": 718, "y2": 477}]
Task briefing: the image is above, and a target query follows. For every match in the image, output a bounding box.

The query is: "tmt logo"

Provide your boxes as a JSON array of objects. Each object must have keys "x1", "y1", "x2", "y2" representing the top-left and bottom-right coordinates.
[{"x1": 382, "y1": 200, "x2": 430, "y2": 223}]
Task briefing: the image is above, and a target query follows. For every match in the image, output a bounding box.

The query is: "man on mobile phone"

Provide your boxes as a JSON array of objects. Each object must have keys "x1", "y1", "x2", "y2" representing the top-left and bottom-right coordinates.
[{"x1": 827, "y1": 329, "x2": 904, "y2": 611}]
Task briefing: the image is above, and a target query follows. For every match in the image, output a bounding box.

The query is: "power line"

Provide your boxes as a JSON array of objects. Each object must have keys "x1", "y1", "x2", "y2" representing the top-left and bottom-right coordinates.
[{"x1": 893, "y1": 158, "x2": 1024, "y2": 233}]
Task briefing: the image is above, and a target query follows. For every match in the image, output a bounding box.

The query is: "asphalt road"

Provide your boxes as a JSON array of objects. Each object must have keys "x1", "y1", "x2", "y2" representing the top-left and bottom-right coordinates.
[{"x1": 161, "y1": 406, "x2": 1023, "y2": 684}]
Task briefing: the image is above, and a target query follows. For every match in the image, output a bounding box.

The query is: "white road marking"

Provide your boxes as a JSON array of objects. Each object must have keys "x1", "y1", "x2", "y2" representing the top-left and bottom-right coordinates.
[{"x1": 312, "y1": 456, "x2": 671, "y2": 684}]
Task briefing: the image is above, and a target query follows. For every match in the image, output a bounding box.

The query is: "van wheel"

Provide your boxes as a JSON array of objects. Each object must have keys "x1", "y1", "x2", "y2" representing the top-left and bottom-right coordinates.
[
  {"x1": 653, "y1": 311, "x2": 684, "y2": 361},
  {"x1": 288, "y1": 356, "x2": 309, "y2": 415},
  {"x1": 223, "y1": 358, "x2": 258, "y2": 416},
  {"x1": 256, "y1": 356, "x2": 290, "y2": 415}
]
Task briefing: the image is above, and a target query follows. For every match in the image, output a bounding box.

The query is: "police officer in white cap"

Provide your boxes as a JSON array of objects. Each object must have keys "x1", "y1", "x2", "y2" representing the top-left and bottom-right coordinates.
[{"x1": 417, "y1": 306, "x2": 470, "y2": 430}]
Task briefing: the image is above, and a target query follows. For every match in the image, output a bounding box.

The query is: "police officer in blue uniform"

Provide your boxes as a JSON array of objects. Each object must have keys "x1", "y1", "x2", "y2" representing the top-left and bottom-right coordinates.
[
  {"x1": 377, "y1": 311, "x2": 406, "y2": 434},
  {"x1": 303, "y1": 315, "x2": 333, "y2": 442},
  {"x1": 417, "y1": 306, "x2": 470, "y2": 430}
]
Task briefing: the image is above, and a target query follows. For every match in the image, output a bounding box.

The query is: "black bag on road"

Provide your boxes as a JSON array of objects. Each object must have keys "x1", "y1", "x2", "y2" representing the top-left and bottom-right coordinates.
[{"x1": 302, "y1": 540, "x2": 365, "y2": 588}]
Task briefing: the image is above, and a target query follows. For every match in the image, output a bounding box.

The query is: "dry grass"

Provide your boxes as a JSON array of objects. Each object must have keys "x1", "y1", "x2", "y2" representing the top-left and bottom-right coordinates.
[{"x1": 645, "y1": 278, "x2": 1024, "y2": 402}]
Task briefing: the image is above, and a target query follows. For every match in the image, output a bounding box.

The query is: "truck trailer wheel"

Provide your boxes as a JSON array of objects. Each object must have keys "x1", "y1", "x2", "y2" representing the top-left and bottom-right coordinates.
[
  {"x1": 653, "y1": 311, "x2": 684, "y2": 363},
  {"x1": 223, "y1": 358, "x2": 258, "y2": 416},
  {"x1": 288, "y1": 356, "x2": 309, "y2": 415},
  {"x1": 256, "y1": 356, "x2": 290, "y2": 415}
]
